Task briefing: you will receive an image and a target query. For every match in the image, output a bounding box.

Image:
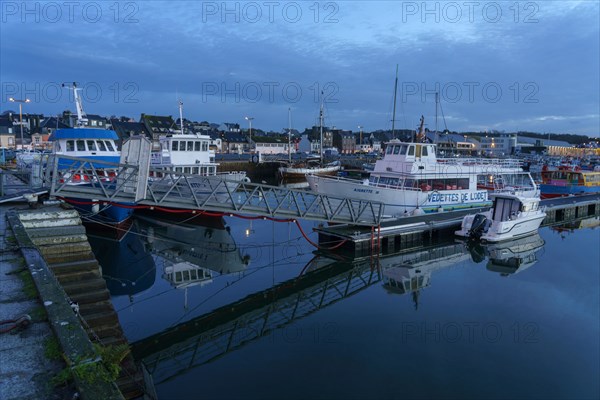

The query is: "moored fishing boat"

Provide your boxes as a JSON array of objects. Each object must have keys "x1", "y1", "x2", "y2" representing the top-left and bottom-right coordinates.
[
  {"x1": 48, "y1": 83, "x2": 135, "y2": 225},
  {"x1": 144, "y1": 101, "x2": 249, "y2": 210},
  {"x1": 150, "y1": 101, "x2": 248, "y2": 185},
  {"x1": 539, "y1": 165, "x2": 600, "y2": 198},
  {"x1": 278, "y1": 100, "x2": 340, "y2": 180},
  {"x1": 307, "y1": 138, "x2": 537, "y2": 218},
  {"x1": 278, "y1": 159, "x2": 341, "y2": 180}
]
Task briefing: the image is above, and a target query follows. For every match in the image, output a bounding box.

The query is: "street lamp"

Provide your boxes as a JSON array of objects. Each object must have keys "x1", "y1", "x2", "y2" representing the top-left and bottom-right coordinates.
[
  {"x1": 358, "y1": 125, "x2": 363, "y2": 152},
  {"x1": 244, "y1": 116, "x2": 254, "y2": 142},
  {"x1": 8, "y1": 97, "x2": 31, "y2": 150}
]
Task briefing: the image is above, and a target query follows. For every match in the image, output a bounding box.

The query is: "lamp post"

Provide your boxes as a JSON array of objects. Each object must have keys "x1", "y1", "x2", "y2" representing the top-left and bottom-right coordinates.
[
  {"x1": 8, "y1": 97, "x2": 31, "y2": 150},
  {"x1": 358, "y1": 125, "x2": 363, "y2": 154},
  {"x1": 244, "y1": 116, "x2": 254, "y2": 141}
]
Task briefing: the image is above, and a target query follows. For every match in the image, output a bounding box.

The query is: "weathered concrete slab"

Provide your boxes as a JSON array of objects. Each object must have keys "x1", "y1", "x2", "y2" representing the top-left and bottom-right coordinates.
[
  {"x1": 25, "y1": 225, "x2": 87, "y2": 238},
  {"x1": 20, "y1": 217, "x2": 83, "y2": 228},
  {"x1": 36, "y1": 242, "x2": 92, "y2": 256},
  {"x1": 17, "y1": 209, "x2": 80, "y2": 221},
  {"x1": 30, "y1": 234, "x2": 89, "y2": 247}
]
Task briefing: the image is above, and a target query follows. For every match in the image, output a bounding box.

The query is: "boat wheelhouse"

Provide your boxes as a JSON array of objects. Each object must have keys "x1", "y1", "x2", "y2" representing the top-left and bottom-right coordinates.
[
  {"x1": 307, "y1": 140, "x2": 537, "y2": 218},
  {"x1": 540, "y1": 167, "x2": 600, "y2": 199},
  {"x1": 50, "y1": 128, "x2": 120, "y2": 169},
  {"x1": 147, "y1": 133, "x2": 249, "y2": 205}
]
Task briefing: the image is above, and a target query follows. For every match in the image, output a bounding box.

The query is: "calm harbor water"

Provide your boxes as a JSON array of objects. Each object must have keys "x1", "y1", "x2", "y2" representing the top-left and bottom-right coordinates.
[{"x1": 88, "y1": 213, "x2": 600, "y2": 400}]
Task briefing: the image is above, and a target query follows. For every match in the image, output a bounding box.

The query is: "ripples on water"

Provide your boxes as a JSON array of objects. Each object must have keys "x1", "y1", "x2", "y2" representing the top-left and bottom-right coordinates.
[{"x1": 89, "y1": 214, "x2": 600, "y2": 400}]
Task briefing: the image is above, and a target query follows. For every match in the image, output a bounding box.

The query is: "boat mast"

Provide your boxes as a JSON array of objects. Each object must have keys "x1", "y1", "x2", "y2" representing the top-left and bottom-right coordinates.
[
  {"x1": 435, "y1": 92, "x2": 439, "y2": 137},
  {"x1": 178, "y1": 99, "x2": 184, "y2": 134},
  {"x1": 288, "y1": 107, "x2": 292, "y2": 163},
  {"x1": 391, "y1": 64, "x2": 398, "y2": 140},
  {"x1": 62, "y1": 82, "x2": 88, "y2": 128},
  {"x1": 319, "y1": 94, "x2": 324, "y2": 165}
]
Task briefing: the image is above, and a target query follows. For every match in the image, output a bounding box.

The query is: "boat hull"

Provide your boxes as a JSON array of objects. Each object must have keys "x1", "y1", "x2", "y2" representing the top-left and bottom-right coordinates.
[
  {"x1": 278, "y1": 164, "x2": 340, "y2": 181},
  {"x1": 540, "y1": 184, "x2": 600, "y2": 199},
  {"x1": 307, "y1": 174, "x2": 490, "y2": 217},
  {"x1": 62, "y1": 197, "x2": 136, "y2": 225}
]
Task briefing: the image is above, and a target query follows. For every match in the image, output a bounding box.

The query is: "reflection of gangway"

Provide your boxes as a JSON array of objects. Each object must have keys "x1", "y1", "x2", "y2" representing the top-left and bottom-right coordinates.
[
  {"x1": 131, "y1": 258, "x2": 382, "y2": 384},
  {"x1": 41, "y1": 153, "x2": 385, "y2": 226}
]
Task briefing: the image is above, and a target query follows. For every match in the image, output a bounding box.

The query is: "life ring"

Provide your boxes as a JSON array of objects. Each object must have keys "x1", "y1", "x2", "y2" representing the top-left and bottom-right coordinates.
[{"x1": 251, "y1": 154, "x2": 259, "y2": 164}]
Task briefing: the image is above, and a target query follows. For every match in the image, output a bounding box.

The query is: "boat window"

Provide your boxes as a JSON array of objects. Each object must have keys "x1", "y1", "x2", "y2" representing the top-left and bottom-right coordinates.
[
  {"x1": 386, "y1": 146, "x2": 393, "y2": 155},
  {"x1": 76, "y1": 140, "x2": 86, "y2": 151},
  {"x1": 408, "y1": 146, "x2": 414, "y2": 156},
  {"x1": 172, "y1": 141, "x2": 178, "y2": 151},
  {"x1": 584, "y1": 174, "x2": 600, "y2": 185},
  {"x1": 404, "y1": 179, "x2": 415, "y2": 188},
  {"x1": 422, "y1": 146, "x2": 428, "y2": 156},
  {"x1": 97, "y1": 141, "x2": 107, "y2": 151},
  {"x1": 175, "y1": 271, "x2": 182, "y2": 282},
  {"x1": 202, "y1": 141, "x2": 208, "y2": 151},
  {"x1": 400, "y1": 145, "x2": 407, "y2": 155},
  {"x1": 175, "y1": 167, "x2": 183, "y2": 173},
  {"x1": 103, "y1": 141, "x2": 115, "y2": 152},
  {"x1": 194, "y1": 142, "x2": 201, "y2": 151},
  {"x1": 393, "y1": 146, "x2": 400, "y2": 155},
  {"x1": 187, "y1": 141, "x2": 193, "y2": 151},
  {"x1": 192, "y1": 167, "x2": 199, "y2": 174},
  {"x1": 209, "y1": 166, "x2": 216, "y2": 174},
  {"x1": 184, "y1": 167, "x2": 191, "y2": 174},
  {"x1": 86, "y1": 140, "x2": 97, "y2": 151},
  {"x1": 66, "y1": 140, "x2": 75, "y2": 152},
  {"x1": 201, "y1": 166, "x2": 207, "y2": 175}
]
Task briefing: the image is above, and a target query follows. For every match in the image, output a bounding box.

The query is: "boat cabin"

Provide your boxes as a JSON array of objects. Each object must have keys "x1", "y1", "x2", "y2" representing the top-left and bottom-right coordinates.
[
  {"x1": 490, "y1": 194, "x2": 540, "y2": 222},
  {"x1": 383, "y1": 141, "x2": 437, "y2": 163},
  {"x1": 152, "y1": 134, "x2": 217, "y2": 175},
  {"x1": 49, "y1": 128, "x2": 120, "y2": 157},
  {"x1": 542, "y1": 168, "x2": 600, "y2": 187}
]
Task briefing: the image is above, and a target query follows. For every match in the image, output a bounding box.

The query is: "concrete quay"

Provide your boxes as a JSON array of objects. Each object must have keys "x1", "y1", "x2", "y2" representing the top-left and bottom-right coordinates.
[{"x1": 0, "y1": 203, "x2": 75, "y2": 400}]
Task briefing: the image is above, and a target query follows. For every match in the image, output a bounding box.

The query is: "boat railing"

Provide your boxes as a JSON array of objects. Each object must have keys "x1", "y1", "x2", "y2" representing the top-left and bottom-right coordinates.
[{"x1": 438, "y1": 157, "x2": 522, "y2": 169}]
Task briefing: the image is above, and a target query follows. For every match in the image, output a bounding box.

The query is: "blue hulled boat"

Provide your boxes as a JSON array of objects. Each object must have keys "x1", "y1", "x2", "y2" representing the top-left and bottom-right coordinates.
[{"x1": 48, "y1": 83, "x2": 135, "y2": 225}]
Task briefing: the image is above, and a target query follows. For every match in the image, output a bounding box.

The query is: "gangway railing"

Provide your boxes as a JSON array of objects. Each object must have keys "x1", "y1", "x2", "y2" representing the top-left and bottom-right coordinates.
[{"x1": 43, "y1": 154, "x2": 386, "y2": 226}]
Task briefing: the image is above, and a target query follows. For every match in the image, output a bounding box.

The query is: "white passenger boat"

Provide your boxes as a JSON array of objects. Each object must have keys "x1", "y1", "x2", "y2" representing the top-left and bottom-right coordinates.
[
  {"x1": 455, "y1": 190, "x2": 546, "y2": 242},
  {"x1": 147, "y1": 102, "x2": 249, "y2": 203},
  {"x1": 307, "y1": 139, "x2": 537, "y2": 218},
  {"x1": 150, "y1": 132, "x2": 248, "y2": 185}
]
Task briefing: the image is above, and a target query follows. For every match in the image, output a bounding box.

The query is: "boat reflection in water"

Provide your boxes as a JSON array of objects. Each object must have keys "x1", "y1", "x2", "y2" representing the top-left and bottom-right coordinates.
[
  {"x1": 88, "y1": 226, "x2": 156, "y2": 297},
  {"x1": 480, "y1": 233, "x2": 546, "y2": 276},
  {"x1": 550, "y1": 215, "x2": 600, "y2": 238},
  {"x1": 133, "y1": 214, "x2": 250, "y2": 292},
  {"x1": 382, "y1": 241, "x2": 471, "y2": 309}
]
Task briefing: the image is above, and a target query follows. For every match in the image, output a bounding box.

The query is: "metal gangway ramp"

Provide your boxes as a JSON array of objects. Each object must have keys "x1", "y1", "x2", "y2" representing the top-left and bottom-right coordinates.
[{"x1": 43, "y1": 153, "x2": 385, "y2": 226}]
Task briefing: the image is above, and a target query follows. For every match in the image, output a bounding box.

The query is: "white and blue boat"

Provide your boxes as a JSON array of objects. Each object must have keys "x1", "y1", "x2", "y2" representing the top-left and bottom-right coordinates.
[{"x1": 48, "y1": 83, "x2": 135, "y2": 225}]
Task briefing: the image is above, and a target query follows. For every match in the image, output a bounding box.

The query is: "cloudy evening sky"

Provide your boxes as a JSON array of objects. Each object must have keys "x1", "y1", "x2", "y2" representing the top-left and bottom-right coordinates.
[{"x1": 1, "y1": 1, "x2": 598, "y2": 136}]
